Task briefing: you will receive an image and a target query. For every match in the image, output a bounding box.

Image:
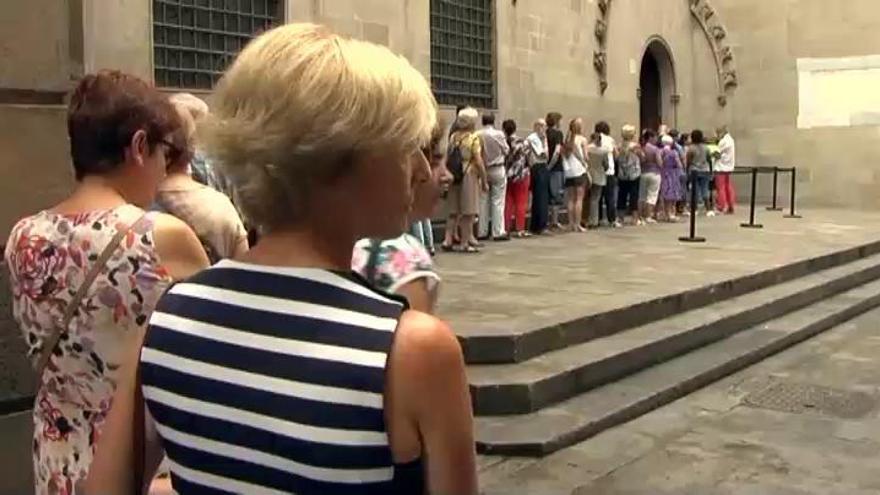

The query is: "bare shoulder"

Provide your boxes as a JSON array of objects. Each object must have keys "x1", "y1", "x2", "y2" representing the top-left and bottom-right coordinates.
[
  {"x1": 394, "y1": 310, "x2": 463, "y2": 371},
  {"x1": 152, "y1": 212, "x2": 199, "y2": 247},
  {"x1": 151, "y1": 212, "x2": 210, "y2": 279}
]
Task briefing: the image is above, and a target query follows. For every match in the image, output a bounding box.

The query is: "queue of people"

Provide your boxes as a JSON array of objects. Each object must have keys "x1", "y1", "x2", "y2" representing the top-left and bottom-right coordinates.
[
  {"x1": 1, "y1": 20, "x2": 739, "y2": 495},
  {"x1": 436, "y1": 108, "x2": 737, "y2": 252}
]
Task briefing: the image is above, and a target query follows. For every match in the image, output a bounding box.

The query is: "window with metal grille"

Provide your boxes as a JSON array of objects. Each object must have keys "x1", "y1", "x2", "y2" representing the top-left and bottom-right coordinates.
[
  {"x1": 153, "y1": 0, "x2": 282, "y2": 90},
  {"x1": 430, "y1": 0, "x2": 495, "y2": 109}
]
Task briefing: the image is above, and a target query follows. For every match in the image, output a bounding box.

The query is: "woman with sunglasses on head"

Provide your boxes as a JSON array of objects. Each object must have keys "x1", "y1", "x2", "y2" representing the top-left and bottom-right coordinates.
[{"x1": 3, "y1": 70, "x2": 209, "y2": 494}]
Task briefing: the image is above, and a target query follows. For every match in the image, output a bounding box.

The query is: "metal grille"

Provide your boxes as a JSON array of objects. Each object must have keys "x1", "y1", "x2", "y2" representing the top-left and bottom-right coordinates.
[
  {"x1": 743, "y1": 381, "x2": 876, "y2": 419},
  {"x1": 153, "y1": 0, "x2": 282, "y2": 89},
  {"x1": 430, "y1": 0, "x2": 495, "y2": 109}
]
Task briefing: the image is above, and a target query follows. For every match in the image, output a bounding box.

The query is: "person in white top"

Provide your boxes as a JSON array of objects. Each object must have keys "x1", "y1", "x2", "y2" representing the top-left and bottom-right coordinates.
[
  {"x1": 596, "y1": 121, "x2": 621, "y2": 228},
  {"x1": 525, "y1": 119, "x2": 551, "y2": 234},
  {"x1": 714, "y1": 125, "x2": 737, "y2": 214},
  {"x1": 477, "y1": 113, "x2": 511, "y2": 241},
  {"x1": 561, "y1": 118, "x2": 589, "y2": 232}
]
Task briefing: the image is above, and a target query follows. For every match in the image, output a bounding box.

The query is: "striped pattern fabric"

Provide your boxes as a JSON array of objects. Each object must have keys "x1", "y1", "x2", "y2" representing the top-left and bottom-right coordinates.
[{"x1": 141, "y1": 259, "x2": 413, "y2": 494}]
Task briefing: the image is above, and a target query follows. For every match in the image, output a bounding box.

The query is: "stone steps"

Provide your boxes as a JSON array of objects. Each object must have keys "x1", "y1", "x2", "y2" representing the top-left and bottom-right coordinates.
[
  {"x1": 469, "y1": 253, "x2": 880, "y2": 415},
  {"x1": 460, "y1": 240, "x2": 880, "y2": 364},
  {"x1": 474, "y1": 277, "x2": 880, "y2": 456}
]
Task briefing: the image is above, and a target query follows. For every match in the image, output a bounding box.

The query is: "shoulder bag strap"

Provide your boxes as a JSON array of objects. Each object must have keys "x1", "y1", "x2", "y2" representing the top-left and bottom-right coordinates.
[
  {"x1": 364, "y1": 238, "x2": 383, "y2": 287},
  {"x1": 35, "y1": 213, "x2": 148, "y2": 378}
]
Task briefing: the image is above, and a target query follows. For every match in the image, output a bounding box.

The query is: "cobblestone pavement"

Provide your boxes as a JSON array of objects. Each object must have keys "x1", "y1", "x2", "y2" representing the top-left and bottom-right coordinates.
[
  {"x1": 478, "y1": 306, "x2": 880, "y2": 495},
  {"x1": 435, "y1": 208, "x2": 880, "y2": 338}
]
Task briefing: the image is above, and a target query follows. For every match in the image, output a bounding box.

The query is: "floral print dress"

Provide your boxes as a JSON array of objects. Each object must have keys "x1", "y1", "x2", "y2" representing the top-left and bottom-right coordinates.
[
  {"x1": 351, "y1": 233, "x2": 440, "y2": 297},
  {"x1": 3, "y1": 205, "x2": 172, "y2": 495}
]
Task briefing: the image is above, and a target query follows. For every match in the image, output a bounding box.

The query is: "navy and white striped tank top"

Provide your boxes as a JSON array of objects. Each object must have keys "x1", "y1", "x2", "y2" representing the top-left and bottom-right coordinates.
[{"x1": 141, "y1": 259, "x2": 424, "y2": 494}]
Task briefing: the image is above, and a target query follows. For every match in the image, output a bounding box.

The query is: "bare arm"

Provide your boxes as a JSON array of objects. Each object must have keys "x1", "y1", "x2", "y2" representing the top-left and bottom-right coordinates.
[
  {"x1": 388, "y1": 311, "x2": 478, "y2": 495},
  {"x1": 396, "y1": 278, "x2": 437, "y2": 314},
  {"x1": 83, "y1": 329, "x2": 164, "y2": 494},
  {"x1": 471, "y1": 137, "x2": 487, "y2": 181}
]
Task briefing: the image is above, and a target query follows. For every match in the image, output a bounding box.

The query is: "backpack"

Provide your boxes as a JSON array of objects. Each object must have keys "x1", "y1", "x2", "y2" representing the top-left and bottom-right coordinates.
[
  {"x1": 447, "y1": 134, "x2": 466, "y2": 185},
  {"x1": 617, "y1": 144, "x2": 641, "y2": 181}
]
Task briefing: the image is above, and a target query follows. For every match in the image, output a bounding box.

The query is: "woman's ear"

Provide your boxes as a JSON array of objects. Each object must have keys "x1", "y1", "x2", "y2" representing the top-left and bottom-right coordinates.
[{"x1": 127, "y1": 129, "x2": 149, "y2": 167}]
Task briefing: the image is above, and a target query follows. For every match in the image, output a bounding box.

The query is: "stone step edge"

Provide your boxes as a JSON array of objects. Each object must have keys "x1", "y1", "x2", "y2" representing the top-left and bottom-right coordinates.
[
  {"x1": 469, "y1": 259, "x2": 880, "y2": 415},
  {"x1": 461, "y1": 239, "x2": 880, "y2": 365},
  {"x1": 475, "y1": 287, "x2": 880, "y2": 457}
]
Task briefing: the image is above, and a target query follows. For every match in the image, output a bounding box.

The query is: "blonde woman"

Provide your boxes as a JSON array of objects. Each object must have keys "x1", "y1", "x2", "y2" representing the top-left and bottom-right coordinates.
[
  {"x1": 561, "y1": 118, "x2": 589, "y2": 232},
  {"x1": 86, "y1": 24, "x2": 477, "y2": 495}
]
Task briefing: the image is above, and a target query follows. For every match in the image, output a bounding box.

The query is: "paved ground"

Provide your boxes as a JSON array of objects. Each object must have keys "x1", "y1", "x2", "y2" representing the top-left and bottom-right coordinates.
[
  {"x1": 478, "y1": 306, "x2": 880, "y2": 494},
  {"x1": 435, "y1": 208, "x2": 880, "y2": 337}
]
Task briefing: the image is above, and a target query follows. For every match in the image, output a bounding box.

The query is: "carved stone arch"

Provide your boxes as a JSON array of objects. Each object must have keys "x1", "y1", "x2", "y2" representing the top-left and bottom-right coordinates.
[
  {"x1": 688, "y1": 0, "x2": 738, "y2": 106},
  {"x1": 593, "y1": 0, "x2": 738, "y2": 106}
]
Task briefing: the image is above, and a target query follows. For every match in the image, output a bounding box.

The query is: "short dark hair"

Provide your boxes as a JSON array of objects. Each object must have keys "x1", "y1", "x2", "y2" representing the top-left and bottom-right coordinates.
[
  {"x1": 642, "y1": 128, "x2": 657, "y2": 142},
  {"x1": 669, "y1": 128, "x2": 680, "y2": 138},
  {"x1": 68, "y1": 70, "x2": 180, "y2": 180},
  {"x1": 482, "y1": 113, "x2": 496, "y2": 126},
  {"x1": 595, "y1": 121, "x2": 611, "y2": 135},
  {"x1": 546, "y1": 112, "x2": 562, "y2": 128},
  {"x1": 502, "y1": 119, "x2": 517, "y2": 136},
  {"x1": 690, "y1": 129, "x2": 705, "y2": 144}
]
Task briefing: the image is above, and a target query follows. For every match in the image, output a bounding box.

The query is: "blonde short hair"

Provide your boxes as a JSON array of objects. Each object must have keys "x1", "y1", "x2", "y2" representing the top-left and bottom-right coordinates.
[
  {"x1": 621, "y1": 124, "x2": 636, "y2": 141},
  {"x1": 200, "y1": 23, "x2": 437, "y2": 230},
  {"x1": 456, "y1": 107, "x2": 479, "y2": 131}
]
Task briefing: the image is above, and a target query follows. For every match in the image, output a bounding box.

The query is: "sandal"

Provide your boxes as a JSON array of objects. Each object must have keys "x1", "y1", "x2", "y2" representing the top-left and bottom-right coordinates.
[
  {"x1": 440, "y1": 243, "x2": 455, "y2": 252},
  {"x1": 460, "y1": 245, "x2": 481, "y2": 254}
]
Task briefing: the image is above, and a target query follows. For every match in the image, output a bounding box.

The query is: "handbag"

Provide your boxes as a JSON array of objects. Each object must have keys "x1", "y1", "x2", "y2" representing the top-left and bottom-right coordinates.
[{"x1": 35, "y1": 213, "x2": 148, "y2": 378}]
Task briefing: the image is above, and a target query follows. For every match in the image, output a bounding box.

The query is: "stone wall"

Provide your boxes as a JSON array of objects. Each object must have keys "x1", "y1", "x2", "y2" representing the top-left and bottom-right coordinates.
[
  {"x1": 494, "y1": 0, "x2": 724, "y2": 148},
  {"x1": 286, "y1": 0, "x2": 431, "y2": 75},
  {"x1": 716, "y1": 0, "x2": 880, "y2": 208}
]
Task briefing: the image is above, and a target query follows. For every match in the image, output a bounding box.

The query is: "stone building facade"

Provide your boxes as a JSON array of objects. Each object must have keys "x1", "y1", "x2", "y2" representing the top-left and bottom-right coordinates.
[{"x1": 3, "y1": 0, "x2": 880, "y2": 248}]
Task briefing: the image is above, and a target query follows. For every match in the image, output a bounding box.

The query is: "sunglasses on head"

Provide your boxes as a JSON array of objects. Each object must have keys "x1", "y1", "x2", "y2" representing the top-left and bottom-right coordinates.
[{"x1": 159, "y1": 138, "x2": 183, "y2": 163}]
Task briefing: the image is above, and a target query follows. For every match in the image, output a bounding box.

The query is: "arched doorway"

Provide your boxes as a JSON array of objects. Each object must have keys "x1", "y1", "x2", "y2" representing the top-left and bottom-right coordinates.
[{"x1": 639, "y1": 38, "x2": 676, "y2": 132}]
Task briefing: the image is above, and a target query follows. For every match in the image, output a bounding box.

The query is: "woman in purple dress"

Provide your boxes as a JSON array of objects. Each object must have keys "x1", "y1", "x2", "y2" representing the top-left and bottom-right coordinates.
[{"x1": 659, "y1": 134, "x2": 684, "y2": 222}]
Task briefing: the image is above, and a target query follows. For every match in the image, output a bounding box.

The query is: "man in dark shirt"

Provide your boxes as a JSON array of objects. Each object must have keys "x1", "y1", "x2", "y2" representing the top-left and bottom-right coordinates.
[{"x1": 545, "y1": 112, "x2": 565, "y2": 230}]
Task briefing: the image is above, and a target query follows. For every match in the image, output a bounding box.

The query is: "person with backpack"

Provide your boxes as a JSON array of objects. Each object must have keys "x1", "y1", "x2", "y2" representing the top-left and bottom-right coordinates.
[
  {"x1": 616, "y1": 124, "x2": 643, "y2": 225},
  {"x1": 686, "y1": 129, "x2": 714, "y2": 216},
  {"x1": 442, "y1": 107, "x2": 487, "y2": 253},
  {"x1": 502, "y1": 119, "x2": 532, "y2": 237}
]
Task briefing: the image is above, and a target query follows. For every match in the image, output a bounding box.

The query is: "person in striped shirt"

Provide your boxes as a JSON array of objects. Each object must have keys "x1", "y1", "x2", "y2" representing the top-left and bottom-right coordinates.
[{"x1": 86, "y1": 23, "x2": 477, "y2": 495}]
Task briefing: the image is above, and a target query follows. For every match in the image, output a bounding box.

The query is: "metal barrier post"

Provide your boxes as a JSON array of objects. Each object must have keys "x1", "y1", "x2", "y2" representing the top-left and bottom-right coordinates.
[
  {"x1": 741, "y1": 167, "x2": 764, "y2": 229},
  {"x1": 680, "y1": 171, "x2": 706, "y2": 243},
  {"x1": 784, "y1": 167, "x2": 802, "y2": 219},
  {"x1": 766, "y1": 166, "x2": 783, "y2": 211}
]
